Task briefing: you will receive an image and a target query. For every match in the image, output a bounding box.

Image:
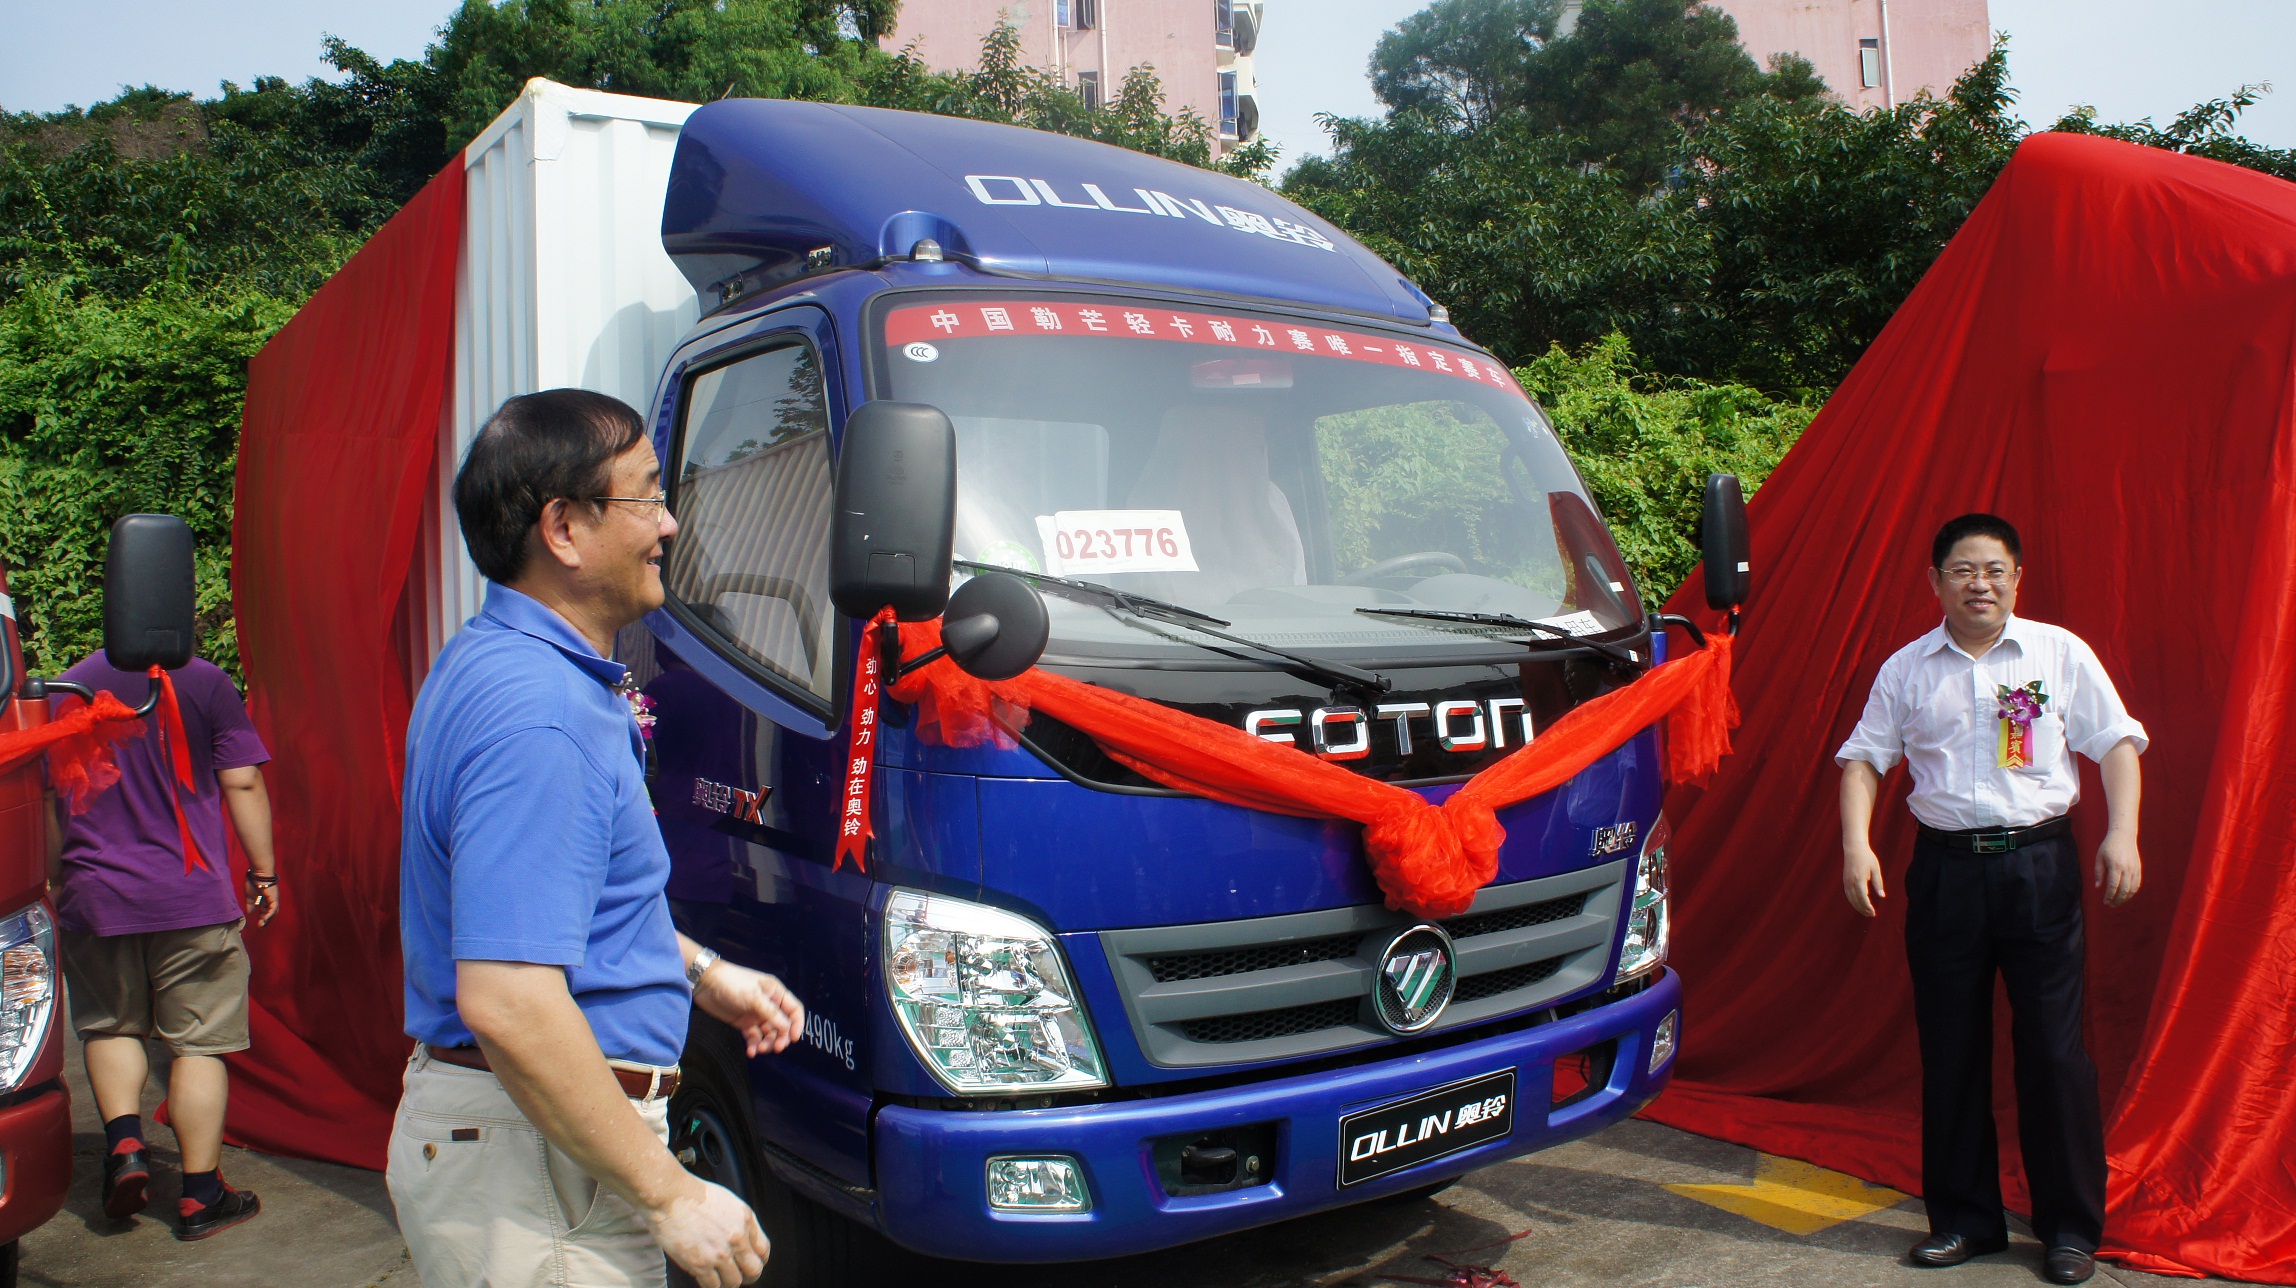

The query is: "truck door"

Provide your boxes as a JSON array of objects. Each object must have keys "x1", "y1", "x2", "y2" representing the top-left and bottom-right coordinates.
[{"x1": 640, "y1": 306, "x2": 874, "y2": 1188}]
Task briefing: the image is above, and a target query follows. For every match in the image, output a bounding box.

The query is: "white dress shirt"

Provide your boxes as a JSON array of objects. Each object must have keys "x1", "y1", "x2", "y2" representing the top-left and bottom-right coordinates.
[{"x1": 1835, "y1": 616, "x2": 2148, "y2": 830}]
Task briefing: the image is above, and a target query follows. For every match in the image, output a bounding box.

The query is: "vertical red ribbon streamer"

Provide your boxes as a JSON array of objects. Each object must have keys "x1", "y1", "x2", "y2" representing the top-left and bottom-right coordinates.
[
  {"x1": 833, "y1": 610, "x2": 894, "y2": 873},
  {"x1": 147, "y1": 665, "x2": 212, "y2": 875}
]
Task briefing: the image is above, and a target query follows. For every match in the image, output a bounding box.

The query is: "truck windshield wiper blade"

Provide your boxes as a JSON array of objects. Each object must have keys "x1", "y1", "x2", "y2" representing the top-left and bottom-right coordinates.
[
  {"x1": 1354, "y1": 606, "x2": 1642, "y2": 666},
  {"x1": 958, "y1": 561, "x2": 1392, "y2": 695}
]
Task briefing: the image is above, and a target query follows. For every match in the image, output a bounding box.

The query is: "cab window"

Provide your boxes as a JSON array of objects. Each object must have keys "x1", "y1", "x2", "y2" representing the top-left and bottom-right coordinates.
[{"x1": 664, "y1": 340, "x2": 835, "y2": 705}]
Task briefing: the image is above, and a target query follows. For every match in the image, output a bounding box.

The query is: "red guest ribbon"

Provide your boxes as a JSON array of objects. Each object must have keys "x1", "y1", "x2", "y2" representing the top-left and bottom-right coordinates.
[{"x1": 833, "y1": 609, "x2": 896, "y2": 873}]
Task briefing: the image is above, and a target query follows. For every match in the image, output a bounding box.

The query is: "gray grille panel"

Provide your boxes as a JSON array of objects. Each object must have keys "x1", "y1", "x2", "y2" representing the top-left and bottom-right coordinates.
[{"x1": 1100, "y1": 861, "x2": 1626, "y2": 1068}]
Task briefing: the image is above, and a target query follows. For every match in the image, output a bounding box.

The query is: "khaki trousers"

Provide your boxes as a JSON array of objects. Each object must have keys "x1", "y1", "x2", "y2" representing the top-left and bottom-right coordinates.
[{"x1": 386, "y1": 1046, "x2": 672, "y2": 1288}]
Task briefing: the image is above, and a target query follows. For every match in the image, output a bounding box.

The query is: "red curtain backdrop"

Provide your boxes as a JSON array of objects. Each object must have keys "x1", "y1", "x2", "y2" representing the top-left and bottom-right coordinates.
[
  {"x1": 227, "y1": 162, "x2": 464, "y2": 1169},
  {"x1": 1644, "y1": 133, "x2": 2296, "y2": 1283}
]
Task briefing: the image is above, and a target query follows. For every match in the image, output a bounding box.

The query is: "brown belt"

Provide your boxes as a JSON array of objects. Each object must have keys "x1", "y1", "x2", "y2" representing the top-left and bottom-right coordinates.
[{"x1": 426, "y1": 1045, "x2": 682, "y2": 1100}]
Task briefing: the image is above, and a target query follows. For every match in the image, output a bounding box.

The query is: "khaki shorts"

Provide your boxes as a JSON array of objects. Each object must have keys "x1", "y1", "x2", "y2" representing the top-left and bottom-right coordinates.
[
  {"x1": 62, "y1": 919, "x2": 250, "y2": 1057},
  {"x1": 387, "y1": 1047, "x2": 672, "y2": 1288}
]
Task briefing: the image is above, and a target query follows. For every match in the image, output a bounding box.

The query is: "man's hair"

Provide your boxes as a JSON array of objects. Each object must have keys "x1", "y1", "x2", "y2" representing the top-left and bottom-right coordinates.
[
  {"x1": 454, "y1": 389, "x2": 647, "y2": 583},
  {"x1": 1930, "y1": 513, "x2": 2022, "y2": 568}
]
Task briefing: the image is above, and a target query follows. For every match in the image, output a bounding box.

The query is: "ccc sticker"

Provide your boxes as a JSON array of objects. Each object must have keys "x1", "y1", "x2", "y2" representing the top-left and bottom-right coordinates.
[{"x1": 903, "y1": 341, "x2": 939, "y2": 362}]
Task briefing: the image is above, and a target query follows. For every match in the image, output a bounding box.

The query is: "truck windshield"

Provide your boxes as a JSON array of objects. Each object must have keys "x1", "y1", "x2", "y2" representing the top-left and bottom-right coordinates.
[{"x1": 878, "y1": 294, "x2": 1640, "y2": 663}]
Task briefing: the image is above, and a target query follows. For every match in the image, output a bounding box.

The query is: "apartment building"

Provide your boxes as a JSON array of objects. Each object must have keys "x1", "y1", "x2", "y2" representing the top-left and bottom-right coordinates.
[
  {"x1": 1705, "y1": 0, "x2": 1992, "y2": 108},
  {"x1": 880, "y1": 1, "x2": 1264, "y2": 152}
]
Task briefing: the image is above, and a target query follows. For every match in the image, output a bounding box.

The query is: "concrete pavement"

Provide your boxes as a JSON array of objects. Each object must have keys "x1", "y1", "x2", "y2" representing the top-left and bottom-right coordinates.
[{"x1": 15, "y1": 1031, "x2": 2240, "y2": 1287}]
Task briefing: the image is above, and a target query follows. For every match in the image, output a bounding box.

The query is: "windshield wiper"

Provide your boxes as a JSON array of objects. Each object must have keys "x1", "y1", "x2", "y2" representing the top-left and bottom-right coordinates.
[
  {"x1": 1354, "y1": 606, "x2": 1643, "y2": 667},
  {"x1": 957, "y1": 560, "x2": 1392, "y2": 696}
]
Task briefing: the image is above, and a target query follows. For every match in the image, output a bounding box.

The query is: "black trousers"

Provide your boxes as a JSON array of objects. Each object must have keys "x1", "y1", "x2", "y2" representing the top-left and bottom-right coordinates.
[{"x1": 1903, "y1": 832, "x2": 2106, "y2": 1252}]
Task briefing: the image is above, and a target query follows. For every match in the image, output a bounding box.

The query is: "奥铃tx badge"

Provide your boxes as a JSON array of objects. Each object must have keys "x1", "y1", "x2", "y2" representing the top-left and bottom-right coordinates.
[{"x1": 1997, "y1": 680, "x2": 2047, "y2": 768}]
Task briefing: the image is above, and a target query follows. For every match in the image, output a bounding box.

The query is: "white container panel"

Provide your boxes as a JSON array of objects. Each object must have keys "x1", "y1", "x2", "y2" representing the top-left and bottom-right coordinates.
[{"x1": 416, "y1": 80, "x2": 700, "y2": 674}]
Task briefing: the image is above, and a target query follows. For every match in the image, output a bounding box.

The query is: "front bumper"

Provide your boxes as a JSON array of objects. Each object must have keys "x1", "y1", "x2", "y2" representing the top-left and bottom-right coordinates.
[
  {"x1": 872, "y1": 969, "x2": 1679, "y2": 1263},
  {"x1": 0, "y1": 1079, "x2": 71, "y2": 1245}
]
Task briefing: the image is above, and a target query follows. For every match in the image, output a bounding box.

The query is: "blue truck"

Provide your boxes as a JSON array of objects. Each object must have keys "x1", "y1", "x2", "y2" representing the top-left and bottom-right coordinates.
[{"x1": 611, "y1": 98, "x2": 1746, "y2": 1279}]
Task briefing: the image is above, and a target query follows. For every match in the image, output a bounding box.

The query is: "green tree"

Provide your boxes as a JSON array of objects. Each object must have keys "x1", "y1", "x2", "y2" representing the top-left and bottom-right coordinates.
[
  {"x1": 1369, "y1": 0, "x2": 1822, "y2": 187},
  {"x1": 2050, "y1": 86, "x2": 2296, "y2": 183}
]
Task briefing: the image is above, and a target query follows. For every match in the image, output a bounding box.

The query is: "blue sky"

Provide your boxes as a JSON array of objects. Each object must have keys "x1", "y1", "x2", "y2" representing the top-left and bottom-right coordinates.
[{"x1": 2, "y1": 0, "x2": 2289, "y2": 170}]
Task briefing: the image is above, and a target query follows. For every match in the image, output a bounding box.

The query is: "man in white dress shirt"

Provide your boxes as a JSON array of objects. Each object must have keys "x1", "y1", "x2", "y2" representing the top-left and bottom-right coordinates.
[{"x1": 1838, "y1": 514, "x2": 2145, "y2": 1286}]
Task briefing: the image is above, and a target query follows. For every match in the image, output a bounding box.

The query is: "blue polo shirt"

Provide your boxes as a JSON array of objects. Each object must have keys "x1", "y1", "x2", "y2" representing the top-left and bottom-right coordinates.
[{"x1": 400, "y1": 583, "x2": 688, "y2": 1066}]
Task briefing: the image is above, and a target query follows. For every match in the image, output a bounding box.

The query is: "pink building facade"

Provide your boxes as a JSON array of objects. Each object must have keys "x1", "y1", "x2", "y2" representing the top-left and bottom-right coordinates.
[
  {"x1": 880, "y1": 1, "x2": 1263, "y2": 151},
  {"x1": 1704, "y1": 0, "x2": 1991, "y2": 108}
]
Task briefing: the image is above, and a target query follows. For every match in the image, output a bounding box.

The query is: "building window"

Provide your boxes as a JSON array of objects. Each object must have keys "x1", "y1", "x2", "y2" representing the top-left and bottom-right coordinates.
[
  {"x1": 1218, "y1": 70, "x2": 1238, "y2": 137},
  {"x1": 1077, "y1": 70, "x2": 1102, "y2": 111},
  {"x1": 1859, "y1": 38, "x2": 1882, "y2": 89},
  {"x1": 1215, "y1": 0, "x2": 1234, "y2": 49},
  {"x1": 667, "y1": 340, "x2": 837, "y2": 705},
  {"x1": 1060, "y1": 0, "x2": 1096, "y2": 30}
]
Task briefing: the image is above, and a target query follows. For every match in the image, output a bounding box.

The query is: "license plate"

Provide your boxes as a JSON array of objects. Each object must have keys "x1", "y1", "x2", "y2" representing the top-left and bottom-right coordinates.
[{"x1": 1337, "y1": 1069, "x2": 1517, "y2": 1187}]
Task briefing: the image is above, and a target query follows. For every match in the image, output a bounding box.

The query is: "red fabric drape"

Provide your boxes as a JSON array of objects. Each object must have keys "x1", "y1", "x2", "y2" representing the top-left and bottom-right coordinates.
[
  {"x1": 890, "y1": 619, "x2": 1736, "y2": 919},
  {"x1": 226, "y1": 162, "x2": 464, "y2": 1169},
  {"x1": 1643, "y1": 134, "x2": 2296, "y2": 1283}
]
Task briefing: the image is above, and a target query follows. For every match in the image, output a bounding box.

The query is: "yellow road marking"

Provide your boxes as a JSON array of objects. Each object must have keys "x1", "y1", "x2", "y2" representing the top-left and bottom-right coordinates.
[{"x1": 1664, "y1": 1154, "x2": 1909, "y2": 1236}]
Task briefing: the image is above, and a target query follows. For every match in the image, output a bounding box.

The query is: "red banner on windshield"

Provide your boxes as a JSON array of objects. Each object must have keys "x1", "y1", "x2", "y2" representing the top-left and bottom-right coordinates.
[{"x1": 884, "y1": 299, "x2": 1528, "y2": 399}]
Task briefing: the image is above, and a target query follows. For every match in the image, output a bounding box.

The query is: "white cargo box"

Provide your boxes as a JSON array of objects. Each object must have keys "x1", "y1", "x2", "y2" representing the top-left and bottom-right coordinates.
[{"x1": 408, "y1": 79, "x2": 701, "y2": 668}]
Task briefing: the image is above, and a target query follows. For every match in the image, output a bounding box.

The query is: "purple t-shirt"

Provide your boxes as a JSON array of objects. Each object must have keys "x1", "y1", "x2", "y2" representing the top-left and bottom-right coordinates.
[{"x1": 53, "y1": 655, "x2": 269, "y2": 936}]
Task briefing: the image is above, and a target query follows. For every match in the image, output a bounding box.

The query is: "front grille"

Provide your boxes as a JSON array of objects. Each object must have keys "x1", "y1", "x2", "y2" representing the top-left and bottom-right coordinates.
[
  {"x1": 1454, "y1": 956, "x2": 1565, "y2": 1002},
  {"x1": 1444, "y1": 893, "x2": 1586, "y2": 940},
  {"x1": 1101, "y1": 860, "x2": 1628, "y2": 1068},
  {"x1": 1180, "y1": 998, "x2": 1360, "y2": 1045},
  {"x1": 1147, "y1": 933, "x2": 1363, "y2": 983}
]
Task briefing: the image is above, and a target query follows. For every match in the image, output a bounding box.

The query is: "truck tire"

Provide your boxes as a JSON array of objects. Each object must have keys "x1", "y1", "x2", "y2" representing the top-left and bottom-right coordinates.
[
  {"x1": 669, "y1": 1020, "x2": 910, "y2": 1287},
  {"x1": 0, "y1": 1238, "x2": 18, "y2": 1288}
]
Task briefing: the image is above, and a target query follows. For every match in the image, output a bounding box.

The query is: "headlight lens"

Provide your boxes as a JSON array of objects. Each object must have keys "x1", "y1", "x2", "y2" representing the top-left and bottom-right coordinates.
[
  {"x1": 884, "y1": 890, "x2": 1108, "y2": 1094},
  {"x1": 0, "y1": 905, "x2": 57, "y2": 1093},
  {"x1": 1614, "y1": 817, "x2": 1671, "y2": 985}
]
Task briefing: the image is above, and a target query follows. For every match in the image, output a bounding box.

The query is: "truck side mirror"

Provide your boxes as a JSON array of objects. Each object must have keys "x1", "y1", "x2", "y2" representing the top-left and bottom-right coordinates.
[
  {"x1": 104, "y1": 513, "x2": 197, "y2": 672},
  {"x1": 941, "y1": 572, "x2": 1049, "y2": 680},
  {"x1": 1701, "y1": 473, "x2": 1750, "y2": 622},
  {"x1": 830, "y1": 402, "x2": 957, "y2": 623}
]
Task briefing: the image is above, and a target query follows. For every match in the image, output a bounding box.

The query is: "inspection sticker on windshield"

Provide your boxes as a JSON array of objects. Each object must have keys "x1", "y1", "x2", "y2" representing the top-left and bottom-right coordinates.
[
  {"x1": 1034, "y1": 510, "x2": 1199, "y2": 576},
  {"x1": 1537, "y1": 610, "x2": 1606, "y2": 636}
]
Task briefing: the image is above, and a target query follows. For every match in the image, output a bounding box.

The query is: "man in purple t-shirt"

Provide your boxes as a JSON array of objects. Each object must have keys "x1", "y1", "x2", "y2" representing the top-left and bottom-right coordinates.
[{"x1": 48, "y1": 652, "x2": 277, "y2": 1240}]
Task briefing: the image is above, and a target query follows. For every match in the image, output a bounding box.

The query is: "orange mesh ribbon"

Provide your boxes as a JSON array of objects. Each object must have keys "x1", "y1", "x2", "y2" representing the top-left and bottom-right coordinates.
[
  {"x1": 889, "y1": 621, "x2": 1737, "y2": 919},
  {"x1": 0, "y1": 690, "x2": 144, "y2": 812}
]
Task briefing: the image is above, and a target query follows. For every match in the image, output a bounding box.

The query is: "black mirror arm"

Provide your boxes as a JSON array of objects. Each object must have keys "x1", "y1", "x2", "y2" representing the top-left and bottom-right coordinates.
[
  {"x1": 894, "y1": 644, "x2": 948, "y2": 680},
  {"x1": 1652, "y1": 613, "x2": 1709, "y2": 651},
  {"x1": 30, "y1": 676, "x2": 163, "y2": 717}
]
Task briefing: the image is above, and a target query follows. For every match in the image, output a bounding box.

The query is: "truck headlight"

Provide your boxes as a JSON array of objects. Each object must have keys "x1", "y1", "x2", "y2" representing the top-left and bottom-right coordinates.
[
  {"x1": 884, "y1": 890, "x2": 1108, "y2": 1094},
  {"x1": 0, "y1": 905, "x2": 57, "y2": 1093},
  {"x1": 1613, "y1": 816, "x2": 1670, "y2": 986}
]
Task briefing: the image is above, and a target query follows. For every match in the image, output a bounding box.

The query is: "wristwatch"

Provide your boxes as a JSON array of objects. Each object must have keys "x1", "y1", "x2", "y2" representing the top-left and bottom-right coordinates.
[{"x1": 686, "y1": 946, "x2": 721, "y2": 987}]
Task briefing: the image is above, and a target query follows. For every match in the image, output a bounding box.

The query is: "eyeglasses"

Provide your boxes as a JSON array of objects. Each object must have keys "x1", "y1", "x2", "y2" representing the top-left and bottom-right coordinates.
[
  {"x1": 587, "y1": 492, "x2": 669, "y2": 518},
  {"x1": 1941, "y1": 564, "x2": 2016, "y2": 586}
]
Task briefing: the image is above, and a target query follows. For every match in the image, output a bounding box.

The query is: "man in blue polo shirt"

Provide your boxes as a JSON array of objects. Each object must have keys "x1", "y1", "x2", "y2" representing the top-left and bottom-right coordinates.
[{"x1": 388, "y1": 389, "x2": 804, "y2": 1288}]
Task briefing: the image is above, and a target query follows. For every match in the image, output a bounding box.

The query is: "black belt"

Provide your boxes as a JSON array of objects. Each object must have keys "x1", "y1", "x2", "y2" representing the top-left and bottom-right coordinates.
[{"x1": 1916, "y1": 815, "x2": 2071, "y2": 854}]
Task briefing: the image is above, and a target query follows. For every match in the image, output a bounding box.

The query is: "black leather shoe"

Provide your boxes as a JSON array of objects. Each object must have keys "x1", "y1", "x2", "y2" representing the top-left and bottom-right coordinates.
[
  {"x1": 176, "y1": 1183, "x2": 260, "y2": 1241},
  {"x1": 100, "y1": 1144, "x2": 150, "y2": 1220},
  {"x1": 1909, "y1": 1232, "x2": 2010, "y2": 1266},
  {"x1": 2043, "y1": 1247, "x2": 2096, "y2": 1284}
]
